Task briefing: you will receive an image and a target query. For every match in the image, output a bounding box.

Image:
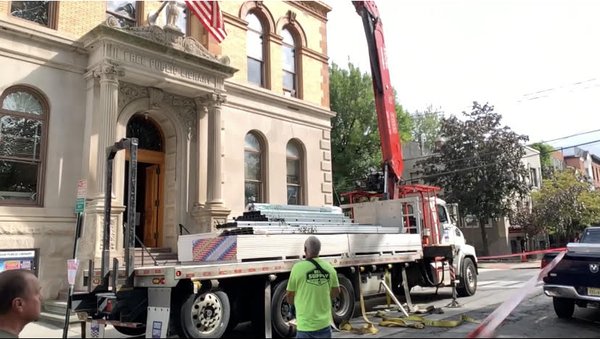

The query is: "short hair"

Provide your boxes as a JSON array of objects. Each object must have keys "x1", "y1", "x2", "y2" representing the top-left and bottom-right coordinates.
[
  {"x1": 0, "y1": 270, "x2": 35, "y2": 315},
  {"x1": 304, "y1": 236, "x2": 321, "y2": 257}
]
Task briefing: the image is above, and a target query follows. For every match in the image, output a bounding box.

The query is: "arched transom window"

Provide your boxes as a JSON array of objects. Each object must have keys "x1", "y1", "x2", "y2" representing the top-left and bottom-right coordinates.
[
  {"x1": 286, "y1": 141, "x2": 303, "y2": 205},
  {"x1": 0, "y1": 86, "x2": 48, "y2": 206},
  {"x1": 245, "y1": 132, "x2": 265, "y2": 204}
]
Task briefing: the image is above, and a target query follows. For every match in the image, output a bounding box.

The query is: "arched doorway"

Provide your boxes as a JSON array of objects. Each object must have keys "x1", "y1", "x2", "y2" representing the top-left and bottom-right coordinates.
[{"x1": 125, "y1": 114, "x2": 165, "y2": 248}]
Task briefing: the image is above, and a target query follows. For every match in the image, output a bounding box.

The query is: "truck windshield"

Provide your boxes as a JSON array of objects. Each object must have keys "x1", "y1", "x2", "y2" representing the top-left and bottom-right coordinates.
[{"x1": 580, "y1": 228, "x2": 600, "y2": 243}]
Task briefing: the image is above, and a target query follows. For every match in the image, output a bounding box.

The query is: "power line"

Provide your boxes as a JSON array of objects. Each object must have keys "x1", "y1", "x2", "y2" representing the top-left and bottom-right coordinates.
[{"x1": 403, "y1": 139, "x2": 600, "y2": 183}]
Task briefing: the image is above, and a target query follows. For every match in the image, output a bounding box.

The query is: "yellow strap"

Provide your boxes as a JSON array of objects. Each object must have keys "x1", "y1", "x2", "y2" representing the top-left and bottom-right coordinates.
[{"x1": 380, "y1": 314, "x2": 480, "y2": 328}]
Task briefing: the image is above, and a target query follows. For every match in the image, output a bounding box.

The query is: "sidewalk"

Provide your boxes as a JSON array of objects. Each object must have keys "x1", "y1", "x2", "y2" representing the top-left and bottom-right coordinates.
[
  {"x1": 478, "y1": 259, "x2": 541, "y2": 270},
  {"x1": 20, "y1": 321, "x2": 127, "y2": 338}
]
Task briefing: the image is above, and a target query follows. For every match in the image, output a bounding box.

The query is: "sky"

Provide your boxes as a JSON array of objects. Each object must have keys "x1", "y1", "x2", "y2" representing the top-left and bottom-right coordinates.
[{"x1": 325, "y1": 0, "x2": 600, "y2": 155}]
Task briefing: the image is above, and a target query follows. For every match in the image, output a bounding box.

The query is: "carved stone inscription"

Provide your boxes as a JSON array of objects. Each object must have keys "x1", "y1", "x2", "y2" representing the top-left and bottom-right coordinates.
[{"x1": 111, "y1": 46, "x2": 215, "y2": 86}]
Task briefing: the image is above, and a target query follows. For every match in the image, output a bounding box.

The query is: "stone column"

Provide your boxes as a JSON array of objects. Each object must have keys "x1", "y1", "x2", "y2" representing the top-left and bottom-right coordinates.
[
  {"x1": 198, "y1": 93, "x2": 230, "y2": 232},
  {"x1": 96, "y1": 61, "x2": 125, "y2": 192},
  {"x1": 80, "y1": 61, "x2": 125, "y2": 267},
  {"x1": 191, "y1": 97, "x2": 209, "y2": 230}
]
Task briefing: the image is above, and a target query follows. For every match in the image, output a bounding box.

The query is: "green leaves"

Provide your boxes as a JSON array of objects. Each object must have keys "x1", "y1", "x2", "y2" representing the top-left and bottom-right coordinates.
[
  {"x1": 415, "y1": 102, "x2": 530, "y2": 255},
  {"x1": 329, "y1": 62, "x2": 412, "y2": 199}
]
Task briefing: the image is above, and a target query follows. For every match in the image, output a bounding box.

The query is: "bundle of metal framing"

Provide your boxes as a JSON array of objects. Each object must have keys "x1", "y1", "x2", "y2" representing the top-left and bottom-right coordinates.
[{"x1": 218, "y1": 203, "x2": 406, "y2": 235}]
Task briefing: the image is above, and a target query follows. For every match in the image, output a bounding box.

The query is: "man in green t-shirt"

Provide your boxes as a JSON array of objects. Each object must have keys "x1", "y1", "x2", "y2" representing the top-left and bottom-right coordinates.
[{"x1": 286, "y1": 236, "x2": 340, "y2": 338}]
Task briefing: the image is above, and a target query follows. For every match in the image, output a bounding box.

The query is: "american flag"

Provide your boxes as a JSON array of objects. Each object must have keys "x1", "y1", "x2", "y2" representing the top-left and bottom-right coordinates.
[{"x1": 185, "y1": 1, "x2": 227, "y2": 43}]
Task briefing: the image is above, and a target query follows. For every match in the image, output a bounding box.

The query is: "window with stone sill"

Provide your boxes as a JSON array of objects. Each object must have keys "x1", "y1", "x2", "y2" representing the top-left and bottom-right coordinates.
[
  {"x1": 0, "y1": 86, "x2": 48, "y2": 206},
  {"x1": 106, "y1": 0, "x2": 143, "y2": 28},
  {"x1": 282, "y1": 28, "x2": 297, "y2": 98},
  {"x1": 9, "y1": 1, "x2": 58, "y2": 29},
  {"x1": 246, "y1": 12, "x2": 266, "y2": 88}
]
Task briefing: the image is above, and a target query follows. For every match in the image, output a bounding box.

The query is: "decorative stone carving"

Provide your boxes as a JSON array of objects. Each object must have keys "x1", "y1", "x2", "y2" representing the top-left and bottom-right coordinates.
[
  {"x1": 165, "y1": 1, "x2": 181, "y2": 30},
  {"x1": 118, "y1": 24, "x2": 224, "y2": 63},
  {"x1": 92, "y1": 61, "x2": 125, "y2": 81},
  {"x1": 203, "y1": 93, "x2": 227, "y2": 108},
  {"x1": 287, "y1": 10, "x2": 297, "y2": 24},
  {"x1": 117, "y1": 82, "x2": 197, "y2": 140},
  {"x1": 105, "y1": 15, "x2": 122, "y2": 28},
  {"x1": 118, "y1": 82, "x2": 148, "y2": 110},
  {"x1": 148, "y1": 87, "x2": 164, "y2": 109}
]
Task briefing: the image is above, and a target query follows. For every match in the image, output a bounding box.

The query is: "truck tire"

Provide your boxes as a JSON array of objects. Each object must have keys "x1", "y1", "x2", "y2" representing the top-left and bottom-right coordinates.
[
  {"x1": 553, "y1": 297, "x2": 575, "y2": 319},
  {"x1": 457, "y1": 258, "x2": 477, "y2": 297},
  {"x1": 271, "y1": 279, "x2": 296, "y2": 338},
  {"x1": 332, "y1": 275, "x2": 355, "y2": 326},
  {"x1": 180, "y1": 290, "x2": 230, "y2": 338}
]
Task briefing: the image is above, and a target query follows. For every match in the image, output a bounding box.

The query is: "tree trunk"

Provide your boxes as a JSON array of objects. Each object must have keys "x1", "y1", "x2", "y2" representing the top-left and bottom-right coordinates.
[{"x1": 479, "y1": 218, "x2": 489, "y2": 256}]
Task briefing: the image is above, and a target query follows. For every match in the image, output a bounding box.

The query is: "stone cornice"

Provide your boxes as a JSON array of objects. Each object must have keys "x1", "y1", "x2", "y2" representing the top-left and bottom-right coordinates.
[
  {"x1": 225, "y1": 80, "x2": 335, "y2": 128},
  {"x1": 223, "y1": 12, "x2": 248, "y2": 31},
  {"x1": 284, "y1": 1, "x2": 332, "y2": 21},
  {"x1": 300, "y1": 46, "x2": 329, "y2": 63}
]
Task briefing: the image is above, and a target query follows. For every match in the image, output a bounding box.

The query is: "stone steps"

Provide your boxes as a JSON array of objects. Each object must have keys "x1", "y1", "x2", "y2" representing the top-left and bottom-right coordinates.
[{"x1": 41, "y1": 299, "x2": 81, "y2": 326}]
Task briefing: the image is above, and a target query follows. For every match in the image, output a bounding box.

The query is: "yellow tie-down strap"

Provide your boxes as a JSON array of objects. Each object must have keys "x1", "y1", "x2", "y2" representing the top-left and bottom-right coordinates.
[{"x1": 339, "y1": 311, "x2": 480, "y2": 334}]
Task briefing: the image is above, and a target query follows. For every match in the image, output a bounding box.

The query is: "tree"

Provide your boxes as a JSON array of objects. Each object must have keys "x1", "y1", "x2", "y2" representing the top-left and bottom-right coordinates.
[
  {"x1": 329, "y1": 62, "x2": 412, "y2": 201},
  {"x1": 530, "y1": 142, "x2": 556, "y2": 179},
  {"x1": 416, "y1": 102, "x2": 530, "y2": 255},
  {"x1": 411, "y1": 105, "x2": 443, "y2": 152},
  {"x1": 531, "y1": 169, "x2": 600, "y2": 245}
]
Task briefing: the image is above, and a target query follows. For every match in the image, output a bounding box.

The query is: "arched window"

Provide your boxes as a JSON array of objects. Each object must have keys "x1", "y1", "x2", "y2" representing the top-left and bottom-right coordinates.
[
  {"x1": 282, "y1": 28, "x2": 297, "y2": 97},
  {"x1": 0, "y1": 86, "x2": 48, "y2": 206},
  {"x1": 246, "y1": 13, "x2": 266, "y2": 87},
  {"x1": 245, "y1": 132, "x2": 264, "y2": 204},
  {"x1": 286, "y1": 141, "x2": 303, "y2": 205}
]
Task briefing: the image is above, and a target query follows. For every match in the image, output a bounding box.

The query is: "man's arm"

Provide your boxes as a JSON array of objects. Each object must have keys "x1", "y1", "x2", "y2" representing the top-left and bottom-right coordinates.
[
  {"x1": 330, "y1": 286, "x2": 340, "y2": 299},
  {"x1": 286, "y1": 291, "x2": 295, "y2": 305}
]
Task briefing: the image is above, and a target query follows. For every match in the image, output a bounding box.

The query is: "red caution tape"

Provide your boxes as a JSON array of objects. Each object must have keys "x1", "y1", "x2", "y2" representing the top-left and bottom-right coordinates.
[
  {"x1": 467, "y1": 250, "x2": 566, "y2": 338},
  {"x1": 477, "y1": 247, "x2": 566, "y2": 260}
]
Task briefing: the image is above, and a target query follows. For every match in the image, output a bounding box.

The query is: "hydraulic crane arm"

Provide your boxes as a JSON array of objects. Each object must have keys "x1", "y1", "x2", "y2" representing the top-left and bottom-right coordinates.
[{"x1": 353, "y1": 1, "x2": 404, "y2": 198}]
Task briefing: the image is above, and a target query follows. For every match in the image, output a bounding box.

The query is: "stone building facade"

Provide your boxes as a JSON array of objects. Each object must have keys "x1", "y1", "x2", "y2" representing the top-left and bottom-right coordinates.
[{"x1": 0, "y1": 0, "x2": 332, "y2": 299}]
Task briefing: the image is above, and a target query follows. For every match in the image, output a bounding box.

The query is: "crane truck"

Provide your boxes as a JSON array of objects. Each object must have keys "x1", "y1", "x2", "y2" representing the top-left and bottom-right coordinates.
[{"x1": 71, "y1": 1, "x2": 478, "y2": 338}]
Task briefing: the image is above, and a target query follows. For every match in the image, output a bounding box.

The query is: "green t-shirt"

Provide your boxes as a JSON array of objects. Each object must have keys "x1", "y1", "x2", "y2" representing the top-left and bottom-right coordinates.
[{"x1": 286, "y1": 258, "x2": 339, "y2": 332}]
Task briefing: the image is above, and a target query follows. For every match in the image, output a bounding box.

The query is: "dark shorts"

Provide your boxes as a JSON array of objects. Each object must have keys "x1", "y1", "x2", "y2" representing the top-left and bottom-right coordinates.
[{"x1": 296, "y1": 326, "x2": 332, "y2": 338}]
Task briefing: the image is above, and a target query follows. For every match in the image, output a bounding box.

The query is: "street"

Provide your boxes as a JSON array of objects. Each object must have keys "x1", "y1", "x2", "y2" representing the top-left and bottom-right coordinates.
[{"x1": 20, "y1": 264, "x2": 600, "y2": 338}]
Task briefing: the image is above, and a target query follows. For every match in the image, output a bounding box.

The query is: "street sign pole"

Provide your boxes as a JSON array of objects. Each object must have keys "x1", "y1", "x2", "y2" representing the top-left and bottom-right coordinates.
[{"x1": 63, "y1": 180, "x2": 86, "y2": 339}]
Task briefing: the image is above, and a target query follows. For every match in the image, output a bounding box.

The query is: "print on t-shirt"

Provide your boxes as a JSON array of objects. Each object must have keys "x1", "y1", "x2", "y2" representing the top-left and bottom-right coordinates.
[{"x1": 306, "y1": 268, "x2": 329, "y2": 286}]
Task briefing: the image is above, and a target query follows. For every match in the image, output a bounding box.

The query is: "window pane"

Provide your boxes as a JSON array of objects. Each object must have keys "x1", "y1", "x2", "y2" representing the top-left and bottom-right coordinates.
[
  {"x1": 245, "y1": 182, "x2": 261, "y2": 204},
  {"x1": 247, "y1": 30, "x2": 263, "y2": 60},
  {"x1": 286, "y1": 143, "x2": 299, "y2": 158},
  {"x1": 287, "y1": 186, "x2": 299, "y2": 205},
  {"x1": 0, "y1": 116, "x2": 42, "y2": 160},
  {"x1": 287, "y1": 160, "x2": 299, "y2": 184},
  {"x1": 10, "y1": 1, "x2": 50, "y2": 26},
  {"x1": 107, "y1": 0, "x2": 137, "y2": 27},
  {"x1": 2, "y1": 91, "x2": 43, "y2": 115},
  {"x1": 283, "y1": 72, "x2": 295, "y2": 92},
  {"x1": 0, "y1": 161, "x2": 38, "y2": 201},
  {"x1": 245, "y1": 133, "x2": 261, "y2": 152},
  {"x1": 247, "y1": 58, "x2": 263, "y2": 87},
  {"x1": 282, "y1": 29, "x2": 294, "y2": 45},
  {"x1": 246, "y1": 13, "x2": 262, "y2": 33},
  {"x1": 107, "y1": 1, "x2": 136, "y2": 19},
  {"x1": 282, "y1": 45, "x2": 295, "y2": 73},
  {"x1": 245, "y1": 152, "x2": 261, "y2": 180}
]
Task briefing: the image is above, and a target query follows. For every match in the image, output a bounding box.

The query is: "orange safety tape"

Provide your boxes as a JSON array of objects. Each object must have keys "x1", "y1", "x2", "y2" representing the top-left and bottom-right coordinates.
[
  {"x1": 467, "y1": 250, "x2": 566, "y2": 338},
  {"x1": 477, "y1": 247, "x2": 566, "y2": 260}
]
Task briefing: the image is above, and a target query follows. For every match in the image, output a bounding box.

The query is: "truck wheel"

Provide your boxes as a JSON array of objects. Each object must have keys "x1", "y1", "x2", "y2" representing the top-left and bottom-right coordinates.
[
  {"x1": 113, "y1": 325, "x2": 146, "y2": 336},
  {"x1": 332, "y1": 275, "x2": 355, "y2": 326},
  {"x1": 180, "y1": 290, "x2": 230, "y2": 338},
  {"x1": 553, "y1": 297, "x2": 575, "y2": 319},
  {"x1": 457, "y1": 258, "x2": 477, "y2": 297},
  {"x1": 271, "y1": 279, "x2": 296, "y2": 338}
]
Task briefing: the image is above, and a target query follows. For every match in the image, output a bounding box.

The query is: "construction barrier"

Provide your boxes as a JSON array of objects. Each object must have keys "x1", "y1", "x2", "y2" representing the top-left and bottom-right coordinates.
[
  {"x1": 467, "y1": 250, "x2": 567, "y2": 338},
  {"x1": 477, "y1": 247, "x2": 566, "y2": 261}
]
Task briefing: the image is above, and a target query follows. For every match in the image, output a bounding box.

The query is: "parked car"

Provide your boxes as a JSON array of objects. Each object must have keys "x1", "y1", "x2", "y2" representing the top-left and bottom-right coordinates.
[{"x1": 542, "y1": 227, "x2": 600, "y2": 318}]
